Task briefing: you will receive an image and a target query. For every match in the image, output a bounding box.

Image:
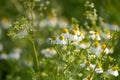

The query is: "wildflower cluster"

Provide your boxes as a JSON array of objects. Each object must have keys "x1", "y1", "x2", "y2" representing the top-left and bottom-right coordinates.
[
  {"x1": 47, "y1": 24, "x2": 119, "y2": 79},
  {"x1": 43, "y1": 2, "x2": 120, "y2": 80}
]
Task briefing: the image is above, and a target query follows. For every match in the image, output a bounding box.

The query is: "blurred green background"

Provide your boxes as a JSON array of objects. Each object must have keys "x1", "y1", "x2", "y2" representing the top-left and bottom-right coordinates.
[{"x1": 0, "y1": 0, "x2": 120, "y2": 23}]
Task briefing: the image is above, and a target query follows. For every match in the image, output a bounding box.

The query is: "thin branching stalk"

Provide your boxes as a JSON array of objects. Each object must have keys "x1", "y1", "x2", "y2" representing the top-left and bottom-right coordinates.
[{"x1": 29, "y1": 2, "x2": 40, "y2": 72}]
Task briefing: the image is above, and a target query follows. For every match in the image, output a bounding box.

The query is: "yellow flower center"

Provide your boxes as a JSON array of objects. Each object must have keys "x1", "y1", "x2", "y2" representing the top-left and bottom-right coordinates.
[
  {"x1": 102, "y1": 44, "x2": 106, "y2": 49},
  {"x1": 71, "y1": 30, "x2": 76, "y2": 35},
  {"x1": 112, "y1": 65, "x2": 118, "y2": 71},
  {"x1": 59, "y1": 36, "x2": 64, "y2": 40},
  {"x1": 94, "y1": 41, "x2": 99, "y2": 47},
  {"x1": 95, "y1": 31, "x2": 99, "y2": 35},
  {"x1": 51, "y1": 36, "x2": 57, "y2": 40},
  {"x1": 79, "y1": 32, "x2": 83, "y2": 36},
  {"x1": 74, "y1": 25, "x2": 79, "y2": 31},
  {"x1": 62, "y1": 28, "x2": 69, "y2": 33},
  {"x1": 50, "y1": 47, "x2": 55, "y2": 51}
]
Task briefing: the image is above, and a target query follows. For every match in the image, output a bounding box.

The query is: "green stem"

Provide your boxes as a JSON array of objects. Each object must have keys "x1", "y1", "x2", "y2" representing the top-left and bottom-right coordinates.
[
  {"x1": 30, "y1": 2, "x2": 40, "y2": 72},
  {"x1": 31, "y1": 39, "x2": 39, "y2": 71}
]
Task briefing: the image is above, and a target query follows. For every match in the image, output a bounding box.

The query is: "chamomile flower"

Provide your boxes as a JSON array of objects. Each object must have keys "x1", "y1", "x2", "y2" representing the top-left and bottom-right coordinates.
[
  {"x1": 89, "y1": 31, "x2": 101, "y2": 40},
  {"x1": 41, "y1": 47, "x2": 56, "y2": 58},
  {"x1": 49, "y1": 36, "x2": 57, "y2": 44},
  {"x1": 107, "y1": 65, "x2": 119, "y2": 77},
  {"x1": 61, "y1": 28, "x2": 69, "y2": 40},
  {"x1": 78, "y1": 41, "x2": 90, "y2": 49},
  {"x1": 77, "y1": 32, "x2": 85, "y2": 41},
  {"x1": 56, "y1": 36, "x2": 67, "y2": 45},
  {"x1": 101, "y1": 30, "x2": 111, "y2": 39},
  {"x1": 68, "y1": 30, "x2": 78, "y2": 42},
  {"x1": 101, "y1": 44, "x2": 109, "y2": 55},
  {"x1": 90, "y1": 41, "x2": 102, "y2": 56},
  {"x1": 74, "y1": 25, "x2": 80, "y2": 35},
  {"x1": 95, "y1": 64, "x2": 103, "y2": 73}
]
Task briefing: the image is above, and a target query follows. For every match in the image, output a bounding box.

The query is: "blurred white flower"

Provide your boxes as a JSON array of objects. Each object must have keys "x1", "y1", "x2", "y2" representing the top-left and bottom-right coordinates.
[
  {"x1": 78, "y1": 42, "x2": 90, "y2": 49},
  {"x1": 24, "y1": 60, "x2": 33, "y2": 67},
  {"x1": 58, "y1": 18, "x2": 68, "y2": 27},
  {"x1": 90, "y1": 41, "x2": 102, "y2": 56},
  {"x1": 101, "y1": 30, "x2": 111, "y2": 39},
  {"x1": 95, "y1": 67, "x2": 103, "y2": 73},
  {"x1": 9, "y1": 48, "x2": 22, "y2": 60},
  {"x1": 61, "y1": 28, "x2": 69, "y2": 40},
  {"x1": 110, "y1": 24, "x2": 120, "y2": 31},
  {"x1": 68, "y1": 30, "x2": 78, "y2": 42},
  {"x1": 41, "y1": 47, "x2": 56, "y2": 58},
  {"x1": 107, "y1": 66, "x2": 119, "y2": 77},
  {"x1": 49, "y1": 36, "x2": 57, "y2": 44},
  {"x1": 101, "y1": 44, "x2": 109, "y2": 55},
  {"x1": 1, "y1": 18, "x2": 11, "y2": 29},
  {"x1": 101, "y1": 22, "x2": 120, "y2": 31},
  {"x1": 56, "y1": 36, "x2": 67, "y2": 45},
  {"x1": 77, "y1": 32, "x2": 85, "y2": 42},
  {"x1": 89, "y1": 31, "x2": 101, "y2": 40},
  {"x1": 80, "y1": 62, "x2": 86, "y2": 68},
  {"x1": 0, "y1": 52, "x2": 8, "y2": 60},
  {"x1": 47, "y1": 16, "x2": 58, "y2": 27}
]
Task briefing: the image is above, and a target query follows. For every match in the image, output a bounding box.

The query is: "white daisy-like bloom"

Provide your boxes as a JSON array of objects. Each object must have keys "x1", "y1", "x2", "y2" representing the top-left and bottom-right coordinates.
[
  {"x1": 89, "y1": 64, "x2": 96, "y2": 69},
  {"x1": 90, "y1": 41, "x2": 102, "y2": 56},
  {"x1": 101, "y1": 44, "x2": 109, "y2": 55},
  {"x1": 89, "y1": 31, "x2": 101, "y2": 40},
  {"x1": 1, "y1": 18, "x2": 11, "y2": 29},
  {"x1": 9, "y1": 48, "x2": 22, "y2": 60},
  {"x1": 41, "y1": 47, "x2": 56, "y2": 58},
  {"x1": 77, "y1": 32, "x2": 85, "y2": 42},
  {"x1": 110, "y1": 24, "x2": 120, "y2": 31},
  {"x1": 74, "y1": 25, "x2": 80, "y2": 35},
  {"x1": 78, "y1": 42, "x2": 90, "y2": 49},
  {"x1": 80, "y1": 62, "x2": 86, "y2": 68},
  {"x1": 101, "y1": 30, "x2": 111, "y2": 39},
  {"x1": 56, "y1": 36, "x2": 67, "y2": 45},
  {"x1": 39, "y1": 19, "x2": 47, "y2": 27},
  {"x1": 61, "y1": 28, "x2": 69, "y2": 40},
  {"x1": 68, "y1": 30, "x2": 78, "y2": 42},
  {"x1": 107, "y1": 66, "x2": 119, "y2": 77},
  {"x1": 95, "y1": 68, "x2": 103, "y2": 73},
  {"x1": 86, "y1": 63, "x2": 96, "y2": 71},
  {"x1": 49, "y1": 36, "x2": 57, "y2": 44},
  {"x1": 101, "y1": 21, "x2": 120, "y2": 31},
  {"x1": 0, "y1": 52, "x2": 8, "y2": 60},
  {"x1": 109, "y1": 47, "x2": 114, "y2": 54}
]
